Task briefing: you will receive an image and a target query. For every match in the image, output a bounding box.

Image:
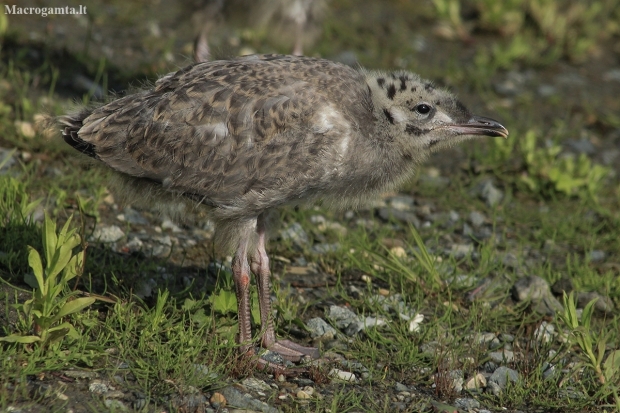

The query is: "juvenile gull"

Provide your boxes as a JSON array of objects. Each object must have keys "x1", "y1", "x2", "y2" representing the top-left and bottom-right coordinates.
[{"x1": 60, "y1": 54, "x2": 508, "y2": 369}]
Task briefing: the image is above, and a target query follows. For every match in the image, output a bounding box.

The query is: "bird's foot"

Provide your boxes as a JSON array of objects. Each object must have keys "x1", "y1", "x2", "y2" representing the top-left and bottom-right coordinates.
[{"x1": 265, "y1": 339, "x2": 320, "y2": 362}]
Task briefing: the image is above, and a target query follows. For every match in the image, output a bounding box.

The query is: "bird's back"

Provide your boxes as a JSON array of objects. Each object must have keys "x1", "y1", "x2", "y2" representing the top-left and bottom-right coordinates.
[{"x1": 61, "y1": 55, "x2": 375, "y2": 218}]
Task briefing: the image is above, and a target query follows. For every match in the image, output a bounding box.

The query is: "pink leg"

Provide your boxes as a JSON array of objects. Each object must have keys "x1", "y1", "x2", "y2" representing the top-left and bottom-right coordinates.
[
  {"x1": 232, "y1": 236, "x2": 253, "y2": 354},
  {"x1": 251, "y1": 214, "x2": 319, "y2": 362}
]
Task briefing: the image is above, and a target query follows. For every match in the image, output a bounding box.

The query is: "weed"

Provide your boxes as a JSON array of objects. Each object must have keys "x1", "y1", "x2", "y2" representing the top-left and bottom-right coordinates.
[
  {"x1": 0, "y1": 213, "x2": 95, "y2": 348},
  {"x1": 558, "y1": 292, "x2": 620, "y2": 408}
]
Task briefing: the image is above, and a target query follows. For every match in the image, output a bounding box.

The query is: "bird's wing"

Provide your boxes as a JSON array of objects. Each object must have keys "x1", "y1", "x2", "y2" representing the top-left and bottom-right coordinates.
[{"x1": 74, "y1": 55, "x2": 374, "y2": 205}]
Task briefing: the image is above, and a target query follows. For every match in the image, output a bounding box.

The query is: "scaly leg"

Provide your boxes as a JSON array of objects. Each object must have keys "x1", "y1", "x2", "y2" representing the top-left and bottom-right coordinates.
[
  {"x1": 232, "y1": 235, "x2": 253, "y2": 354},
  {"x1": 251, "y1": 213, "x2": 319, "y2": 362}
]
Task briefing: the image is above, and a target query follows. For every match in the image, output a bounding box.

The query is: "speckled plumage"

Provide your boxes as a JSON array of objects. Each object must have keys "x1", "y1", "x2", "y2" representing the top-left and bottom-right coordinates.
[{"x1": 60, "y1": 54, "x2": 507, "y2": 368}]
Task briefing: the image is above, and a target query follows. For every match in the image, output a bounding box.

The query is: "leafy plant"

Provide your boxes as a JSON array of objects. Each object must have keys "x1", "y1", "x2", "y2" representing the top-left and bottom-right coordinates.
[
  {"x1": 519, "y1": 130, "x2": 610, "y2": 199},
  {"x1": 0, "y1": 213, "x2": 95, "y2": 348},
  {"x1": 558, "y1": 292, "x2": 620, "y2": 407}
]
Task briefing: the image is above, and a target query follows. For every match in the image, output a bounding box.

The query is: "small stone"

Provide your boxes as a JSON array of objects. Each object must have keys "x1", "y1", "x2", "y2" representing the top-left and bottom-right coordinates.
[
  {"x1": 378, "y1": 207, "x2": 420, "y2": 228},
  {"x1": 468, "y1": 211, "x2": 485, "y2": 228},
  {"x1": 210, "y1": 392, "x2": 226, "y2": 407},
  {"x1": 454, "y1": 398, "x2": 480, "y2": 410},
  {"x1": 489, "y1": 366, "x2": 519, "y2": 389},
  {"x1": 534, "y1": 321, "x2": 554, "y2": 343},
  {"x1": 89, "y1": 225, "x2": 125, "y2": 243},
  {"x1": 103, "y1": 399, "x2": 128, "y2": 411},
  {"x1": 242, "y1": 377, "x2": 272, "y2": 393},
  {"x1": 576, "y1": 292, "x2": 615, "y2": 314},
  {"x1": 394, "y1": 382, "x2": 409, "y2": 392},
  {"x1": 378, "y1": 288, "x2": 390, "y2": 296},
  {"x1": 296, "y1": 389, "x2": 312, "y2": 399},
  {"x1": 280, "y1": 222, "x2": 310, "y2": 248},
  {"x1": 161, "y1": 218, "x2": 182, "y2": 232},
  {"x1": 63, "y1": 370, "x2": 98, "y2": 379},
  {"x1": 117, "y1": 207, "x2": 148, "y2": 225},
  {"x1": 464, "y1": 373, "x2": 487, "y2": 390},
  {"x1": 551, "y1": 277, "x2": 573, "y2": 296},
  {"x1": 389, "y1": 246, "x2": 407, "y2": 258},
  {"x1": 89, "y1": 380, "x2": 109, "y2": 394},
  {"x1": 489, "y1": 349, "x2": 514, "y2": 364},
  {"x1": 328, "y1": 305, "x2": 363, "y2": 336},
  {"x1": 589, "y1": 250, "x2": 606, "y2": 262},
  {"x1": 306, "y1": 317, "x2": 338, "y2": 340},
  {"x1": 512, "y1": 276, "x2": 563, "y2": 315},
  {"x1": 329, "y1": 368, "x2": 357, "y2": 382}
]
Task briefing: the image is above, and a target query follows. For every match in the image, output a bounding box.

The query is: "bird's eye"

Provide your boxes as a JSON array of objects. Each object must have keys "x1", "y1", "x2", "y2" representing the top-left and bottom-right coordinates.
[{"x1": 416, "y1": 104, "x2": 431, "y2": 115}]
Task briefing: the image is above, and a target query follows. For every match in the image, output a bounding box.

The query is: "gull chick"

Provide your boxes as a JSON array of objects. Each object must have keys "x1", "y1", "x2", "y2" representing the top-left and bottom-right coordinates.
[{"x1": 60, "y1": 54, "x2": 508, "y2": 369}]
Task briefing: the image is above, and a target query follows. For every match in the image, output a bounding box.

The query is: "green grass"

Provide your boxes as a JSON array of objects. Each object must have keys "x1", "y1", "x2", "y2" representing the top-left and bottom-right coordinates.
[{"x1": 1, "y1": 0, "x2": 620, "y2": 411}]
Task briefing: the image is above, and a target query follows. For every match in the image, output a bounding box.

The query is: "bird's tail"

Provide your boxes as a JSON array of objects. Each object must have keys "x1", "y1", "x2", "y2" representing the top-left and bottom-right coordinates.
[{"x1": 59, "y1": 109, "x2": 98, "y2": 158}]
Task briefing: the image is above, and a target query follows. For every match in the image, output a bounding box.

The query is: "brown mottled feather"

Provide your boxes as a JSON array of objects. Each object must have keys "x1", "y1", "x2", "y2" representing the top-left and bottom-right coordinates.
[{"x1": 70, "y1": 55, "x2": 374, "y2": 220}]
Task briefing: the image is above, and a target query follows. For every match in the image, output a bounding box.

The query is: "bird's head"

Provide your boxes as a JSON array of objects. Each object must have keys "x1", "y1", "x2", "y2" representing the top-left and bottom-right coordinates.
[{"x1": 365, "y1": 70, "x2": 508, "y2": 157}]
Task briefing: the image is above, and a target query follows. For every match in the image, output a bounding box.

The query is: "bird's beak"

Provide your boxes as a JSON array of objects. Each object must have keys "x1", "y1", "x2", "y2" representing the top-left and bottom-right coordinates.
[{"x1": 447, "y1": 116, "x2": 509, "y2": 138}]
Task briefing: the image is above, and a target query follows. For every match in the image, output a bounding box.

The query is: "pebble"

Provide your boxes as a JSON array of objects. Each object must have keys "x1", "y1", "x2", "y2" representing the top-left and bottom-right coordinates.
[
  {"x1": 329, "y1": 368, "x2": 357, "y2": 382},
  {"x1": 534, "y1": 321, "x2": 554, "y2": 343},
  {"x1": 89, "y1": 380, "x2": 110, "y2": 394},
  {"x1": 378, "y1": 207, "x2": 420, "y2": 228},
  {"x1": 210, "y1": 392, "x2": 226, "y2": 407},
  {"x1": 454, "y1": 397, "x2": 480, "y2": 410},
  {"x1": 464, "y1": 373, "x2": 487, "y2": 390},
  {"x1": 306, "y1": 317, "x2": 338, "y2": 340},
  {"x1": 280, "y1": 222, "x2": 310, "y2": 248},
  {"x1": 89, "y1": 225, "x2": 125, "y2": 243},
  {"x1": 576, "y1": 291, "x2": 615, "y2": 314},
  {"x1": 489, "y1": 366, "x2": 519, "y2": 389},
  {"x1": 241, "y1": 378, "x2": 272, "y2": 394},
  {"x1": 468, "y1": 211, "x2": 486, "y2": 228},
  {"x1": 511, "y1": 276, "x2": 563, "y2": 315},
  {"x1": 116, "y1": 207, "x2": 148, "y2": 225},
  {"x1": 161, "y1": 217, "x2": 182, "y2": 232},
  {"x1": 328, "y1": 305, "x2": 363, "y2": 336},
  {"x1": 103, "y1": 399, "x2": 128, "y2": 411},
  {"x1": 489, "y1": 349, "x2": 515, "y2": 364}
]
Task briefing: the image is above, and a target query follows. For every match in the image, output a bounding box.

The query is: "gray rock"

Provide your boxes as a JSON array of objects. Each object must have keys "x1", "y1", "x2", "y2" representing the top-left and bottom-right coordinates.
[
  {"x1": 104, "y1": 399, "x2": 128, "y2": 411},
  {"x1": 468, "y1": 211, "x2": 486, "y2": 228},
  {"x1": 219, "y1": 386, "x2": 279, "y2": 413},
  {"x1": 387, "y1": 195, "x2": 415, "y2": 210},
  {"x1": 306, "y1": 317, "x2": 338, "y2": 340},
  {"x1": 312, "y1": 242, "x2": 341, "y2": 254},
  {"x1": 489, "y1": 366, "x2": 519, "y2": 389},
  {"x1": 534, "y1": 321, "x2": 554, "y2": 343},
  {"x1": 512, "y1": 276, "x2": 563, "y2": 315},
  {"x1": 378, "y1": 207, "x2": 420, "y2": 228},
  {"x1": 576, "y1": 292, "x2": 615, "y2": 314},
  {"x1": 90, "y1": 225, "x2": 125, "y2": 243},
  {"x1": 454, "y1": 398, "x2": 480, "y2": 410},
  {"x1": 394, "y1": 382, "x2": 409, "y2": 392},
  {"x1": 63, "y1": 370, "x2": 98, "y2": 379},
  {"x1": 89, "y1": 380, "x2": 109, "y2": 394},
  {"x1": 117, "y1": 207, "x2": 148, "y2": 225},
  {"x1": 328, "y1": 305, "x2": 363, "y2": 336},
  {"x1": 486, "y1": 380, "x2": 502, "y2": 396},
  {"x1": 489, "y1": 349, "x2": 515, "y2": 364},
  {"x1": 280, "y1": 222, "x2": 310, "y2": 248},
  {"x1": 589, "y1": 250, "x2": 606, "y2": 262},
  {"x1": 565, "y1": 138, "x2": 595, "y2": 155},
  {"x1": 241, "y1": 377, "x2": 272, "y2": 394},
  {"x1": 480, "y1": 180, "x2": 503, "y2": 207},
  {"x1": 551, "y1": 277, "x2": 573, "y2": 296}
]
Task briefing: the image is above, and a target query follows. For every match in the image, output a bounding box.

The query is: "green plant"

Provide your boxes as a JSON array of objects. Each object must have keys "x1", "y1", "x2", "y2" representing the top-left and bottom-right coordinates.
[
  {"x1": 558, "y1": 292, "x2": 620, "y2": 407},
  {"x1": 0, "y1": 213, "x2": 95, "y2": 348},
  {"x1": 519, "y1": 130, "x2": 610, "y2": 199}
]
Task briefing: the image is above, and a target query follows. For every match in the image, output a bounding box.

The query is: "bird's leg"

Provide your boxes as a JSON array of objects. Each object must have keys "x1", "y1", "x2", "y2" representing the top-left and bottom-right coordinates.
[
  {"x1": 251, "y1": 214, "x2": 319, "y2": 362},
  {"x1": 232, "y1": 236, "x2": 253, "y2": 355}
]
